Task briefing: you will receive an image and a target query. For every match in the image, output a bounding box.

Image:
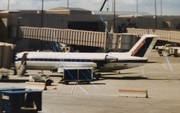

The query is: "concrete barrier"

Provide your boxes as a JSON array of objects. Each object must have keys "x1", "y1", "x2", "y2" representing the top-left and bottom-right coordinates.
[
  {"x1": 25, "y1": 82, "x2": 47, "y2": 91},
  {"x1": 119, "y1": 89, "x2": 148, "y2": 98}
]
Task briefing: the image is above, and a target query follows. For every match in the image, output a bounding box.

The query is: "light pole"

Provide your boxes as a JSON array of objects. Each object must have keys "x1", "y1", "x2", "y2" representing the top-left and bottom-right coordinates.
[
  {"x1": 67, "y1": 0, "x2": 69, "y2": 8},
  {"x1": 40, "y1": 0, "x2": 44, "y2": 51},
  {"x1": 113, "y1": 0, "x2": 116, "y2": 32},
  {"x1": 160, "y1": 0, "x2": 162, "y2": 15},
  {"x1": 7, "y1": 0, "x2": 10, "y2": 10},
  {"x1": 41, "y1": 0, "x2": 44, "y2": 27},
  {"x1": 136, "y1": 0, "x2": 138, "y2": 13},
  {"x1": 154, "y1": 0, "x2": 157, "y2": 29}
]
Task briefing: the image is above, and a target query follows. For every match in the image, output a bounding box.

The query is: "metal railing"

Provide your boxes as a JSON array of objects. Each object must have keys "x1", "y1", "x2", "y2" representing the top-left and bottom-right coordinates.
[
  {"x1": 127, "y1": 28, "x2": 180, "y2": 43},
  {"x1": 19, "y1": 26, "x2": 107, "y2": 48}
]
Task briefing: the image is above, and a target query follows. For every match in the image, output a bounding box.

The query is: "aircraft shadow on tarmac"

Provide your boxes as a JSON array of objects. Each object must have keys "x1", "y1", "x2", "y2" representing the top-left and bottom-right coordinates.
[
  {"x1": 100, "y1": 75, "x2": 147, "y2": 80},
  {"x1": 64, "y1": 82, "x2": 106, "y2": 85},
  {"x1": 100, "y1": 76, "x2": 180, "y2": 81},
  {"x1": 99, "y1": 76, "x2": 180, "y2": 81},
  {"x1": 99, "y1": 73, "x2": 180, "y2": 81},
  {"x1": 98, "y1": 72, "x2": 147, "y2": 80},
  {"x1": 0, "y1": 79, "x2": 29, "y2": 83}
]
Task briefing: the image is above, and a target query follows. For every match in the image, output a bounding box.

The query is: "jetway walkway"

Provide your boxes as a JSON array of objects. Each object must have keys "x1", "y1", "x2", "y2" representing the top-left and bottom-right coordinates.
[
  {"x1": 18, "y1": 26, "x2": 130, "y2": 51},
  {"x1": 19, "y1": 26, "x2": 107, "y2": 48},
  {"x1": 18, "y1": 26, "x2": 180, "y2": 51},
  {"x1": 127, "y1": 28, "x2": 180, "y2": 43}
]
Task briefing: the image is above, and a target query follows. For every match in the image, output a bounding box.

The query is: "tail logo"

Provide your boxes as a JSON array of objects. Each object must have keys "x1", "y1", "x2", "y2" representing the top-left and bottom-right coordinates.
[{"x1": 131, "y1": 40, "x2": 146, "y2": 56}]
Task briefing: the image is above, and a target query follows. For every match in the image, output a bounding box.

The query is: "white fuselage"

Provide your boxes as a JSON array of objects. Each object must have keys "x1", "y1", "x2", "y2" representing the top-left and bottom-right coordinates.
[{"x1": 15, "y1": 52, "x2": 148, "y2": 72}]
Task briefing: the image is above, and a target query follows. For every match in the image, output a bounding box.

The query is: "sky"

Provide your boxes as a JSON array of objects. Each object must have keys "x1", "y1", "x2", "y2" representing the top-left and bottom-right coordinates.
[{"x1": 0, "y1": 0, "x2": 180, "y2": 15}]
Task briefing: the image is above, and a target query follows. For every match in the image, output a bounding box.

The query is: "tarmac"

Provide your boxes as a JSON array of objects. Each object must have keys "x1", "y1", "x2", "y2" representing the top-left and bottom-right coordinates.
[{"x1": 0, "y1": 50, "x2": 180, "y2": 113}]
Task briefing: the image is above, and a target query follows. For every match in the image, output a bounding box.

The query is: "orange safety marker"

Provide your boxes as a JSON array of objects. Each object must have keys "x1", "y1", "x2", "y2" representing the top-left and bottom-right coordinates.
[{"x1": 53, "y1": 87, "x2": 57, "y2": 90}]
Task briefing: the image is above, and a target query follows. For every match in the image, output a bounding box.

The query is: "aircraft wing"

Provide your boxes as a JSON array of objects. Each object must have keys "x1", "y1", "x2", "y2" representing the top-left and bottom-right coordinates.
[{"x1": 56, "y1": 55, "x2": 118, "y2": 73}]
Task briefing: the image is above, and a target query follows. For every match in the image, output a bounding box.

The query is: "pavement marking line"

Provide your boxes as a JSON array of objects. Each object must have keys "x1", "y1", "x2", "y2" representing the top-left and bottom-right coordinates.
[
  {"x1": 140, "y1": 67, "x2": 145, "y2": 77},
  {"x1": 162, "y1": 51, "x2": 176, "y2": 74},
  {"x1": 71, "y1": 84, "x2": 77, "y2": 94}
]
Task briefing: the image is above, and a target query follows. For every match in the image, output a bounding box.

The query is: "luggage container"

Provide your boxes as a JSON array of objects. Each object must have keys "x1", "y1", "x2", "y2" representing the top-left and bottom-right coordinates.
[
  {"x1": 63, "y1": 68, "x2": 93, "y2": 84},
  {"x1": 1, "y1": 90, "x2": 42, "y2": 113},
  {"x1": 0, "y1": 88, "x2": 25, "y2": 113}
]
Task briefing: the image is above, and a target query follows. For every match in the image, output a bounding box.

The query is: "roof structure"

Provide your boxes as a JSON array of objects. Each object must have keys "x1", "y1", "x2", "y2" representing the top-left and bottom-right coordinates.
[
  {"x1": 93, "y1": 11, "x2": 150, "y2": 15},
  {"x1": 49, "y1": 7, "x2": 89, "y2": 11},
  {"x1": 48, "y1": 7, "x2": 91, "y2": 15}
]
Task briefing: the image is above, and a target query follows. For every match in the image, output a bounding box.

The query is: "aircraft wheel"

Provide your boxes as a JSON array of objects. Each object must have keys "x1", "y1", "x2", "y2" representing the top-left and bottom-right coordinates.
[
  {"x1": 64, "y1": 81, "x2": 69, "y2": 85},
  {"x1": 86, "y1": 82, "x2": 91, "y2": 84},
  {"x1": 1, "y1": 75, "x2": 9, "y2": 80},
  {"x1": 46, "y1": 79, "x2": 53, "y2": 86},
  {"x1": 174, "y1": 54, "x2": 179, "y2": 57},
  {"x1": 94, "y1": 73, "x2": 101, "y2": 80}
]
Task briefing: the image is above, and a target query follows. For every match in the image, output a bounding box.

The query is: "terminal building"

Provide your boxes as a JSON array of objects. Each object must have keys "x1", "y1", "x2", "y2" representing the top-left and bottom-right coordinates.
[{"x1": 1, "y1": 7, "x2": 180, "y2": 52}]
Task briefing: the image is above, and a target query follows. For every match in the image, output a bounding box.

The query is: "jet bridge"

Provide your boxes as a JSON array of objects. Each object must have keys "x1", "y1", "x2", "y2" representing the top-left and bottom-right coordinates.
[{"x1": 0, "y1": 42, "x2": 15, "y2": 80}]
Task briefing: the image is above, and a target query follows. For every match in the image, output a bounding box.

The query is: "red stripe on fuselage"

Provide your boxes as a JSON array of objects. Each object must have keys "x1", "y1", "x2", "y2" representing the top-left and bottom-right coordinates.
[{"x1": 131, "y1": 40, "x2": 146, "y2": 56}]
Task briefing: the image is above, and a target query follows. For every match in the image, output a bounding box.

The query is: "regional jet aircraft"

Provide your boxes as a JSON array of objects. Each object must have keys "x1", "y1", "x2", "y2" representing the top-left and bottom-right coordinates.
[{"x1": 15, "y1": 34, "x2": 158, "y2": 76}]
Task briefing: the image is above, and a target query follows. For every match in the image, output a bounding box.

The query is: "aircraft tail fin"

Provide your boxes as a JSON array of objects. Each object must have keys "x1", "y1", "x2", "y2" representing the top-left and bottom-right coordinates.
[{"x1": 129, "y1": 34, "x2": 158, "y2": 57}]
